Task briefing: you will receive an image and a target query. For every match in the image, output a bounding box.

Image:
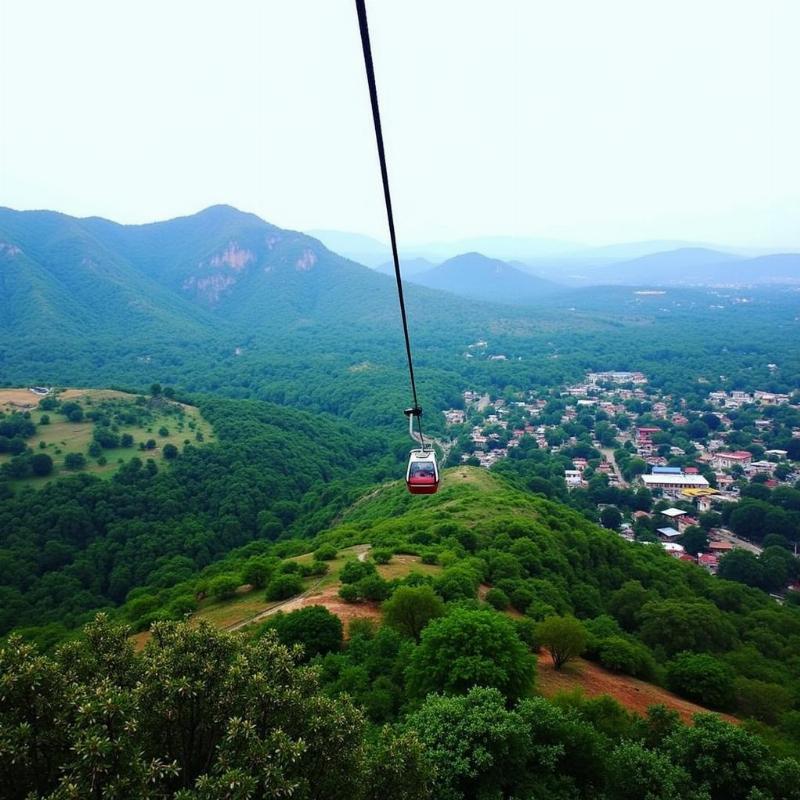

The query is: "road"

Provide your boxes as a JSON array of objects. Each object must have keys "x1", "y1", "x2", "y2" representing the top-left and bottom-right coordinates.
[
  {"x1": 601, "y1": 447, "x2": 627, "y2": 487},
  {"x1": 712, "y1": 528, "x2": 763, "y2": 555}
]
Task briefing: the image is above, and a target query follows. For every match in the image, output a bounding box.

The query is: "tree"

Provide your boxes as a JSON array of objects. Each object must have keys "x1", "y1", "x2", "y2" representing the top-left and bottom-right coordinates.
[
  {"x1": 64, "y1": 452, "x2": 86, "y2": 470},
  {"x1": 315, "y1": 544, "x2": 338, "y2": 561},
  {"x1": 265, "y1": 573, "x2": 303, "y2": 601},
  {"x1": 340, "y1": 558, "x2": 376, "y2": 584},
  {"x1": 0, "y1": 616, "x2": 371, "y2": 800},
  {"x1": 162, "y1": 443, "x2": 178, "y2": 459},
  {"x1": 382, "y1": 585, "x2": 444, "y2": 642},
  {"x1": 242, "y1": 557, "x2": 274, "y2": 589},
  {"x1": 31, "y1": 452, "x2": 53, "y2": 476},
  {"x1": 663, "y1": 713, "x2": 770, "y2": 800},
  {"x1": 717, "y1": 549, "x2": 764, "y2": 589},
  {"x1": 208, "y1": 574, "x2": 239, "y2": 601},
  {"x1": 407, "y1": 608, "x2": 535, "y2": 702},
  {"x1": 680, "y1": 525, "x2": 708, "y2": 556},
  {"x1": 600, "y1": 506, "x2": 623, "y2": 530},
  {"x1": 406, "y1": 687, "x2": 530, "y2": 800},
  {"x1": 264, "y1": 605, "x2": 343, "y2": 659},
  {"x1": 536, "y1": 615, "x2": 587, "y2": 670},
  {"x1": 485, "y1": 587, "x2": 510, "y2": 610},
  {"x1": 666, "y1": 653, "x2": 736, "y2": 710}
]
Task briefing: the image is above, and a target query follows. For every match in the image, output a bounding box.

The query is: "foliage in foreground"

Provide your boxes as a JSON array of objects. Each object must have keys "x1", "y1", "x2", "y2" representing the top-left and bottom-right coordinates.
[{"x1": 3, "y1": 615, "x2": 800, "y2": 800}]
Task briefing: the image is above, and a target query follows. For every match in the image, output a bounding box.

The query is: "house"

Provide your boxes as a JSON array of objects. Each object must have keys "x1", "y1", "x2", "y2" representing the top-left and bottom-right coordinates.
[
  {"x1": 698, "y1": 553, "x2": 719, "y2": 573},
  {"x1": 663, "y1": 541, "x2": 685, "y2": 557},
  {"x1": 641, "y1": 473, "x2": 710, "y2": 497},
  {"x1": 657, "y1": 526, "x2": 682, "y2": 541},
  {"x1": 660, "y1": 508, "x2": 686, "y2": 521},
  {"x1": 712, "y1": 451, "x2": 752, "y2": 470},
  {"x1": 565, "y1": 469, "x2": 583, "y2": 487},
  {"x1": 709, "y1": 541, "x2": 734, "y2": 554}
]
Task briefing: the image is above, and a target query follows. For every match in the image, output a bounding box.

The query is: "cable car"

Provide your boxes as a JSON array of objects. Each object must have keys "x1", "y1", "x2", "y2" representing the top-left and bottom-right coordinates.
[{"x1": 406, "y1": 448, "x2": 439, "y2": 495}]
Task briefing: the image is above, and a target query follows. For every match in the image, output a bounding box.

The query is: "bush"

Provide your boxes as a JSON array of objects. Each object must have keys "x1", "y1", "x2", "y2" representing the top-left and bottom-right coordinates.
[
  {"x1": 265, "y1": 573, "x2": 303, "y2": 601},
  {"x1": 315, "y1": 544, "x2": 338, "y2": 561},
  {"x1": 64, "y1": 452, "x2": 86, "y2": 470},
  {"x1": 242, "y1": 557, "x2": 274, "y2": 589},
  {"x1": 339, "y1": 583, "x2": 360, "y2": 603},
  {"x1": 598, "y1": 636, "x2": 656, "y2": 679},
  {"x1": 382, "y1": 585, "x2": 444, "y2": 642},
  {"x1": 485, "y1": 587, "x2": 510, "y2": 610},
  {"x1": 371, "y1": 549, "x2": 392, "y2": 565},
  {"x1": 31, "y1": 453, "x2": 53, "y2": 476},
  {"x1": 271, "y1": 605, "x2": 343, "y2": 658},
  {"x1": 340, "y1": 559, "x2": 376, "y2": 585},
  {"x1": 666, "y1": 653, "x2": 736, "y2": 710},
  {"x1": 162, "y1": 443, "x2": 178, "y2": 459},
  {"x1": 356, "y1": 574, "x2": 390, "y2": 602},
  {"x1": 209, "y1": 575, "x2": 240, "y2": 602}
]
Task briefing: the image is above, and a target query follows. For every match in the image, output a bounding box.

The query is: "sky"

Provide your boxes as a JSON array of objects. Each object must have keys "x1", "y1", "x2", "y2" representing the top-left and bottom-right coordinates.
[{"x1": 1, "y1": 0, "x2": 798, "y2": 249}]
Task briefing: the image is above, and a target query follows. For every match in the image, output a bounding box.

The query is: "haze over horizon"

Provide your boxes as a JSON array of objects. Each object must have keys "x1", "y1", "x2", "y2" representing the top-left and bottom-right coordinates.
[{"x1": 1, "y1": 1, "x2": 798, "y2": 249}]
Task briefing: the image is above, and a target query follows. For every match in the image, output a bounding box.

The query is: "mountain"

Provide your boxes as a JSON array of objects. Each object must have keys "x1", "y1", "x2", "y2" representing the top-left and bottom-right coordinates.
[
  {"x1": 0, "y1": 207, "x2": 217, "y2": 338},
  {"x1": 305, "y1": 229, "x2": 390, "y2": 267},
  {"x1": 583, "y1": 247, "x2": 741, "y2": 285},
  {"x1": 0, "y1": 205, "x2": 483, "y2": 344},
  {"x1": 409, "y1": 251, "x2": 561, "y2": 305},
  {"x1": 374, "y1": 257, "x2": 437, "y2": 277}
]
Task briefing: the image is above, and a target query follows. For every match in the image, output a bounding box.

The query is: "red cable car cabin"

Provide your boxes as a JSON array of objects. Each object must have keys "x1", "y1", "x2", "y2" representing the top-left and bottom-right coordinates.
[{"x1": 406, "y1": 449, "x2": 439, "y2": 494}]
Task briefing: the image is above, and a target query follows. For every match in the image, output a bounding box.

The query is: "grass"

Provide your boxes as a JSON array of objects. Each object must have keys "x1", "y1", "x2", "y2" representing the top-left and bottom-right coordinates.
[{"x1": 0, "y1": 388, "x2": 214, "y2": 488}]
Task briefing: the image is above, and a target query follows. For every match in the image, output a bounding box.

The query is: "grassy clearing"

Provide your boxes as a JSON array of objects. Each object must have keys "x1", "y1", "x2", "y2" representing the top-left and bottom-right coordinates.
[{"x1": 0, "y1": 388, "x2": 214, "y2": 489}]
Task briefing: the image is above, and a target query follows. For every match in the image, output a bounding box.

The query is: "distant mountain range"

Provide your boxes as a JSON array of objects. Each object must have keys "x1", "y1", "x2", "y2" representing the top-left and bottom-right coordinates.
[
  {"x1": 408, "y1": 252, "x2": 560, "y2": 305},
  {"x1": 0, "y1": 205, "x2": 479, "y2": 345},
  {"x1": 309, "y1": 228, "x2": 800, "y2": 289}
]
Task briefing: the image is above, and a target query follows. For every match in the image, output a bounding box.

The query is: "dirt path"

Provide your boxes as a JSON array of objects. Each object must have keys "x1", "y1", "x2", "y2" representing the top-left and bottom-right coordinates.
[
  {"x1": 225, "y1": 544, "x2": 372, "y2": 632},
  {"x1": 536, "y1": 651, "x2": 737, "y2": 724}
]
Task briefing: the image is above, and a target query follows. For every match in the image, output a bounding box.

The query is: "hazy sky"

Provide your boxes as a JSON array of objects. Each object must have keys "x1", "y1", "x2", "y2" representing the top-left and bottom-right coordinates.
[{"x1": 1, "y1": 1, "x2": 798, "y2": 248}]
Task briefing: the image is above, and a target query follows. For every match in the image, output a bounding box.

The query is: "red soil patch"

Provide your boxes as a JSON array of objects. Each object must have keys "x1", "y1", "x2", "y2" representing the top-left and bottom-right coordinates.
[
  {"x1": 269, "y1": 583, "x2": 382, "y2": 631},
  {"x1": 536, "y1": 650, "x2": 737, "y2": 725}
]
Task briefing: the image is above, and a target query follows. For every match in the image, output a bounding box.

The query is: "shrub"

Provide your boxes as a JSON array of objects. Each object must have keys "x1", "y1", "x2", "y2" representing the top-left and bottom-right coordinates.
[
  {"x1": 371, "y1": 549, "x2": 392, "y2": 564},
  {"x1": 264, "y1": 605, "x2": 343, "y2": 659},
  {"x1": 485, "y1": 588, "x2": 510, "y2": 610},
  {"x1": 64, "y1": 452, "x2": 86, "y2": 470},
  {"x1": 209, "y1": 575, "x2": 240, "y2": 602},
  {"x1": 315, "y1": 544, "x2": 338, "y2": 561},
  {"x1": 30, "y1": 452, "x2": 54, "y2": 476},
  {"x1": 598, "y1": 636, "x2": 656, "y2": 679},
  {"x1": 339, "y1": 583, "x2": 360, "y2": 603},
  {"x1": 340, "y1": 559, "x2": 376, "y2": 585},
  {"x1": 265, "y1": 573, "x2": 303, "y2": 601},
  {"x1": 666, "y1": 653, "x2": 736, "y2": 710},
  {"x1": 163, "y1": 443, "x2": 178, "y2": 459}
]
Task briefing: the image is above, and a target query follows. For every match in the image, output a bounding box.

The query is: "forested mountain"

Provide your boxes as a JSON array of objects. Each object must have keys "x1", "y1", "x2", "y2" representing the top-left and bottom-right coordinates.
[
  {"x1": 410, "y1": 251, "x2": 561, "y2": 304},
  {"x1": 0, "y1": 208, "x2": 216, "y2": 338}
]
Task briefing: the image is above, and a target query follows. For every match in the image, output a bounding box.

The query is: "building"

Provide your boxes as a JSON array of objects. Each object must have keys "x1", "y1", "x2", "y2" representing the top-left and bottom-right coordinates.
[
  {"x1": 712, "y1": 451, "x2": 752, "y2": 470},
  {"x1": 641, "y1": 473, "x2": 710, "y2": 497},
  {"x1": 657, "y1": 526, "x2": 682, "y2": 541}
]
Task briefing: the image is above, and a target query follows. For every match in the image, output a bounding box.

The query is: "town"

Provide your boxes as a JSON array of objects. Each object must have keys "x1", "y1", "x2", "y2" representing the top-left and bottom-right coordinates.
[{"x1": 444, "y1": 370, "x2": 800, "y2": 598}]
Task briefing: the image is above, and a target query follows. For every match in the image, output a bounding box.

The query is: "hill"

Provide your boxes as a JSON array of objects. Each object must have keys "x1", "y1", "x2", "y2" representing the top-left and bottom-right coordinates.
[
  {"x1": 375, "y1": 257, "x2": 437, "y2": 277},
  {"x1": 410, "y1": 251, "x2": 561, "y2": 305}
]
